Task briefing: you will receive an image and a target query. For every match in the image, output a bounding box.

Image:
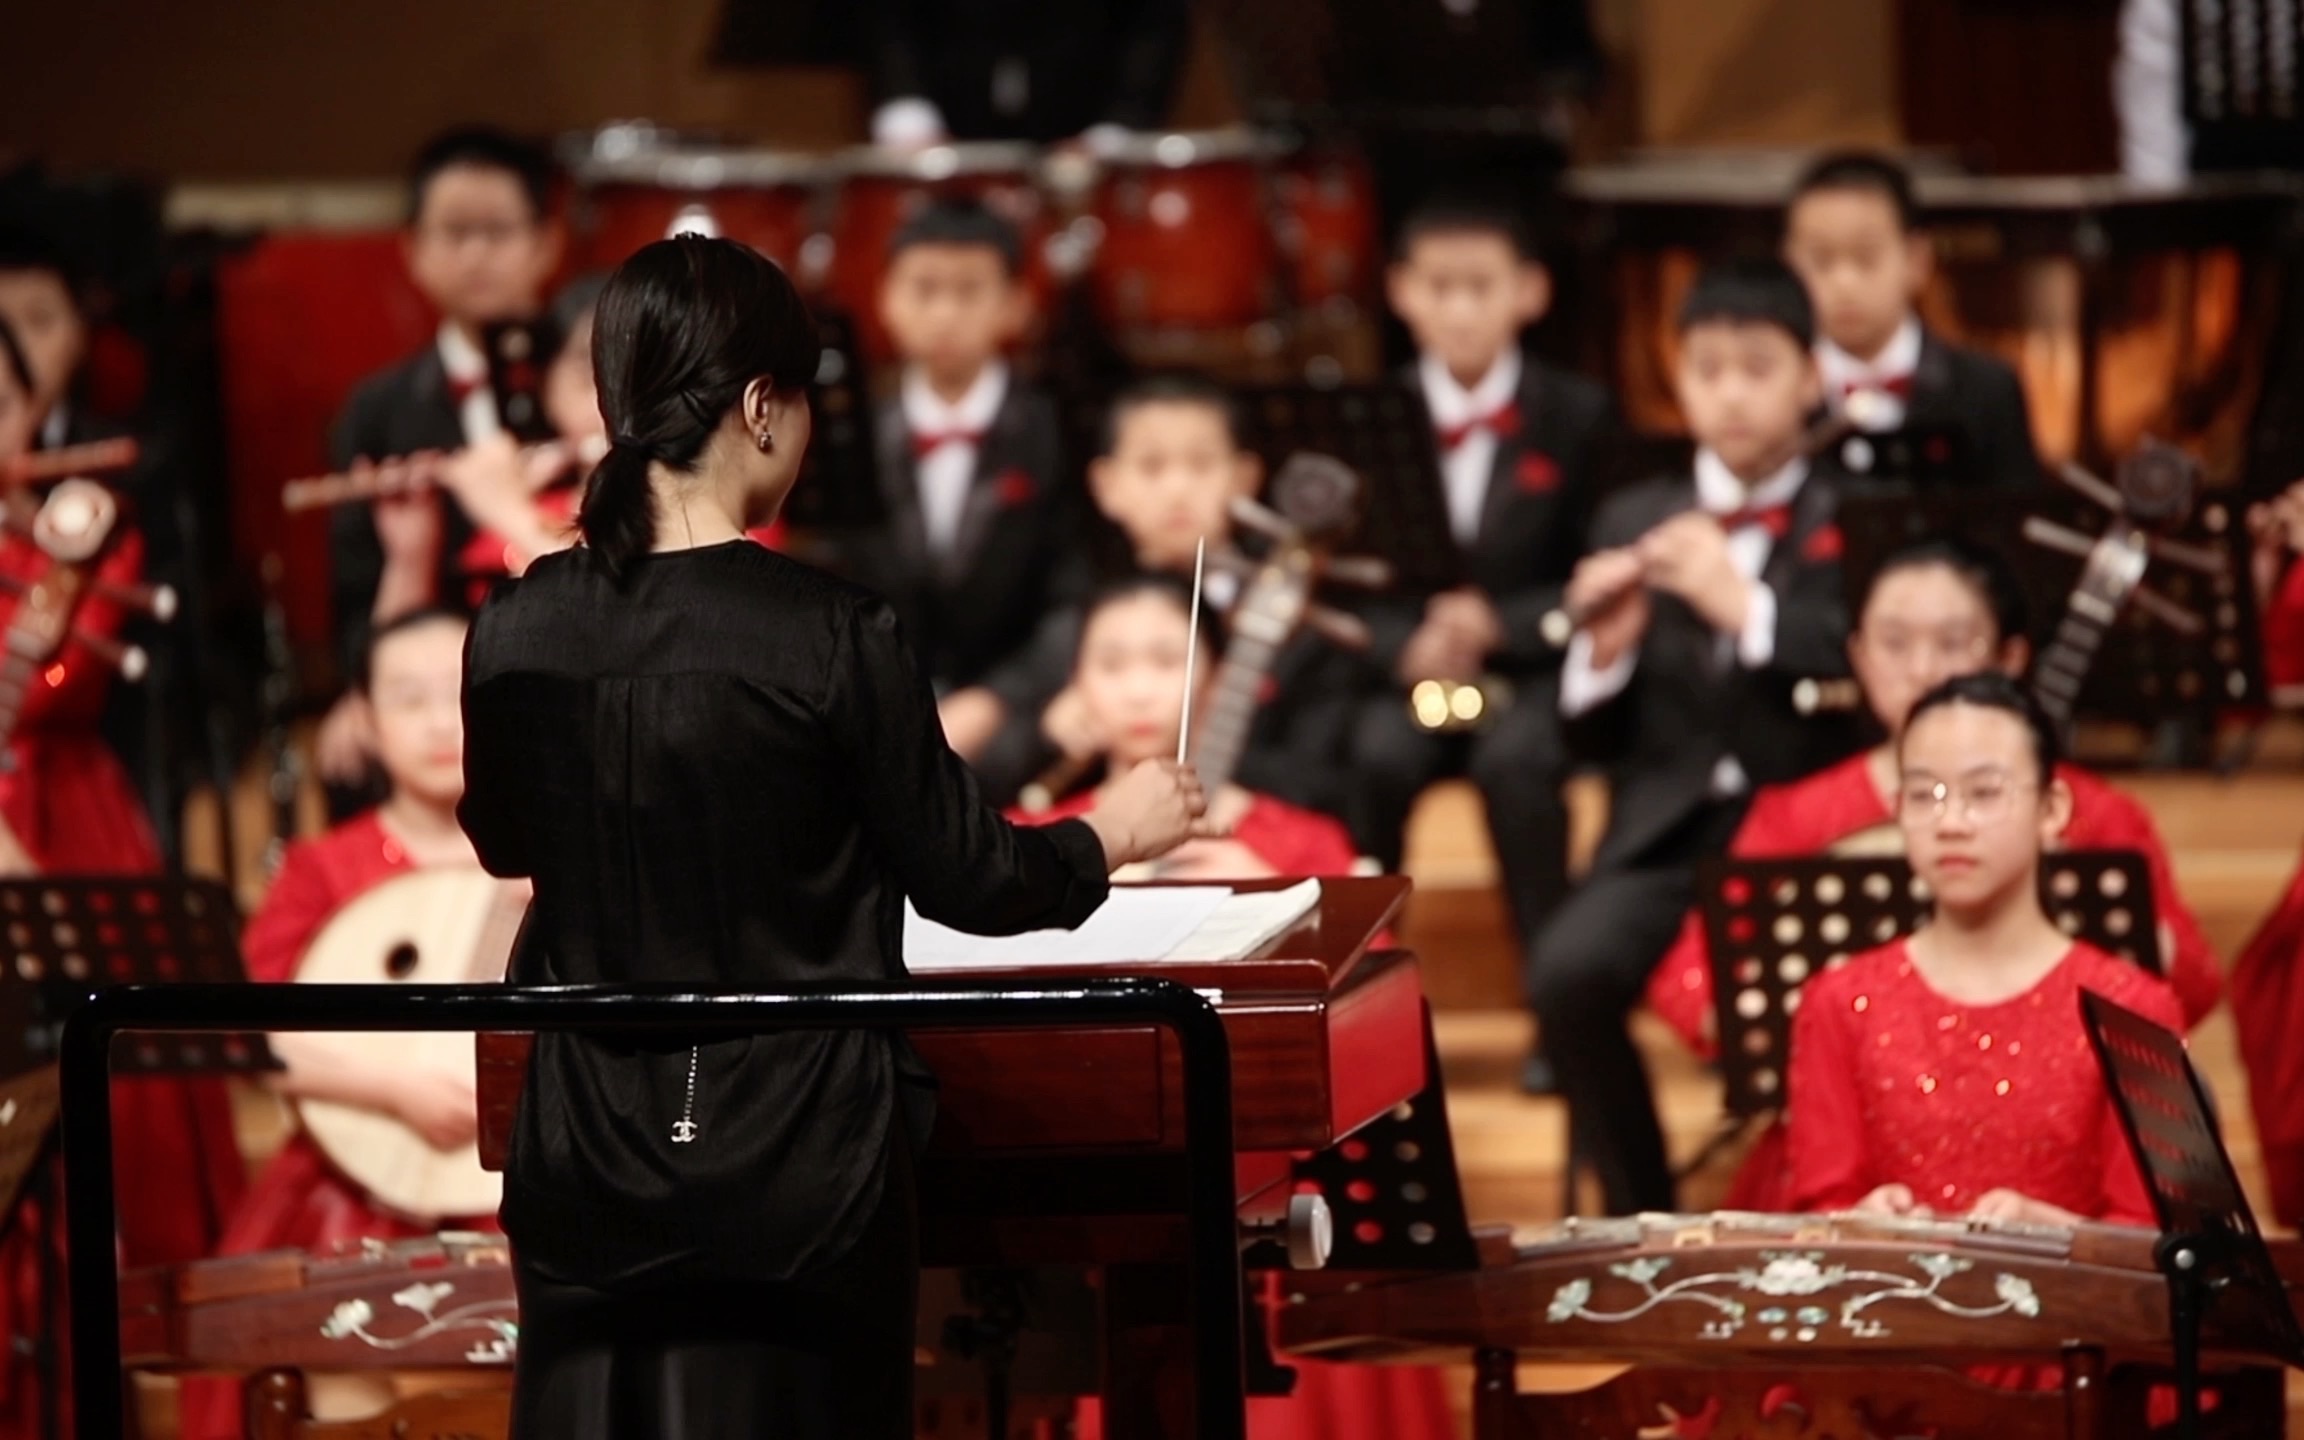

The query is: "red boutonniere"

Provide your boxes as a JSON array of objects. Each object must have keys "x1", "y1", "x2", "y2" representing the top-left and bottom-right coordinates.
[
  {"x1": 1801, "y1": 521, "x2": 1845, "y2": 563},
  {"x1": 996, "y1": 468, "x2": 1037, "y2": 508},
  {"x1": 1257, "y1": 675, "x2": 1280, "y2": 705},
  {"x1": 1516, "y1": 451, "x2": 1561, "y2": 495}
]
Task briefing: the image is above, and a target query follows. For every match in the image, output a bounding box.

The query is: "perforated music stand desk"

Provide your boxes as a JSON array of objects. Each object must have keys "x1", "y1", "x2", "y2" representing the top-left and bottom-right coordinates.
[
  {"x1": 0, "y1": 874, "x2": 274, "y2": 1440},
  {"x1": 1233, "y1": 382, "x2": 1462, "y2": 595},
  {"x1": 1838, "y1": 488, "x2": 2263, "y2": 730},
  {"x1": 1697, "y1": 850, "x2": 2158, "y2": 1138}
]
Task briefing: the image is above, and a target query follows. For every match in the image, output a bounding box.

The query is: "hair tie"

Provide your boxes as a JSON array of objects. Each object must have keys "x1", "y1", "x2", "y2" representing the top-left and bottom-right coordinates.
[{"x1": 612, "y1": 432, "x2": 652, "y2": 455}]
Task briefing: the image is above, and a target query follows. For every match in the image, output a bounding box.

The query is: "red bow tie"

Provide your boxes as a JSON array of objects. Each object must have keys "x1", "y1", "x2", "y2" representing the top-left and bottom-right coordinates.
[
  {"x1": 1437, "y1": 402, "x2": 1521, "y2": 452},
  {"x1": 913, "y1": 427, "x2": 986, "y2": 460},
  {"x1": 1715, "y1": 504, "x2": 1793, "y2": 539},
  {"x1": 1840, "y1": 373, "x2": 1912, "y2": 400},
  {"x1": 447, "y1": 372, "x2": 486, "y2": 406}
]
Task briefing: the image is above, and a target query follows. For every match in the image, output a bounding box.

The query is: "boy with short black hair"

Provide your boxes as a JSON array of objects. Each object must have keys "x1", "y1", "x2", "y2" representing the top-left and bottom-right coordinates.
[
  {"x1": 1537, "y1": 256, "x2": 1865, "y2": 1215},
  {"x1": 856, "y1": 196, "x2": 1076, "y2": 763},
  {"x1": 319, "y1": 126, "x2": 563, "y2": 794},
  {"x1": 1784, "y1": 151, "x2": 2040, "y2": 489},
  {"x1": 1350, "y1": 191, "x2": 1615, "y2": 964}
]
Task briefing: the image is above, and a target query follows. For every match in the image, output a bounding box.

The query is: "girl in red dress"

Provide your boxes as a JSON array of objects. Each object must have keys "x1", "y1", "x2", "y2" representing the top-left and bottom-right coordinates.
[
  {"x1": 2231, "y1": 846, "x2": 2304, "y2": 1228},
  {"x1": 1645, "y1": 537, "x2": 2220, "y2": 1060},
  {"x1": 1786, "y1": 672, "x2": 2182, "y2": 1225},
  {"x1": 0, "y1": 315, "x2": 243, "y2": 1436},
  {"x1": 1013, "y1": 576, "x2": 1452, "y2": 1440},
  {"x1": 180, "y1": 609, "x2": 501, "y2": 1440}
]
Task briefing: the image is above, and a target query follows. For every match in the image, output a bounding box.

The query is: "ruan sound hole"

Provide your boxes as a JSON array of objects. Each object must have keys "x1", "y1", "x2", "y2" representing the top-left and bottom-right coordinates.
[{"x1": 384, "y1": 942, "x2": 420, "y2": 979}]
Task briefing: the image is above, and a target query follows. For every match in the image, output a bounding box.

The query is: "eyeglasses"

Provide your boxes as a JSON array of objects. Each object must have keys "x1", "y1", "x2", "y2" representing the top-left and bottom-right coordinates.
[
  {"x1": 1896, "y1": 772, "x2": 2036, "y2": 828},
  {"x1": 416, "y1": 218, "x2": 537, "y2": 249}
]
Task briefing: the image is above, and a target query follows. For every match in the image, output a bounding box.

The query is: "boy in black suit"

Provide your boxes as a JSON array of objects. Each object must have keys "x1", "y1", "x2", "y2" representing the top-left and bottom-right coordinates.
[
  {"x1": 319, "y1": 126, "x2": 562, "y2": 793},
  {"x1": 1538, "y1": 258, "x2": 1864, "y2": 1215},
  {"x1": 1784, "y1": 151, "x2": 2041, "y2": 489},
  {"x1": 1347, "y1": 196, "x2": 1615, "y2": 968},
  {"x1": 862, "y1": 198, "x2": 1076, "y2": 766}
]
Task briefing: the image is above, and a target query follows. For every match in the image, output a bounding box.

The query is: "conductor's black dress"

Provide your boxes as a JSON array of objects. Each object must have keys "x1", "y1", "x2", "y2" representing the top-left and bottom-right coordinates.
[{"x1": 458, "y1": 540, "x2": 1111, "y2": 1439}]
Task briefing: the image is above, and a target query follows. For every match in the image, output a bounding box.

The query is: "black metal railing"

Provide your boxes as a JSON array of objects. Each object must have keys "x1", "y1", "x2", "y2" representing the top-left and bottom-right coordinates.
[{"x1": 61, "y1": 977, "x2": 1245, "y2": 1438}]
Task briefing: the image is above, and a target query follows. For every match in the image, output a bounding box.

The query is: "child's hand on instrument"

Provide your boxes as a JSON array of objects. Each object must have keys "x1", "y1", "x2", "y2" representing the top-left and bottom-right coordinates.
[
  {"x1": 1639, "y1": 512, "x2": 1752, "y2": 636},
  {"x1": 314, "y1": 692, "x2": 378, "y2": 785},
  {"x1": 1039, "y1": 685, "x2": 1106, "y2": 761},
  {"x1": 1968, "y1": 1188, "x2": 2083, "y2": 1227},
  {"x1": 1853, "y1": 1182, "x2": 1922, "y2": 1217},
  {"x1": 395, "y1": 1069, "x2": 481, "y2": 1153},
  {"x1": 1569, "y1": 547, "x2": 1650, "y2": 670}
]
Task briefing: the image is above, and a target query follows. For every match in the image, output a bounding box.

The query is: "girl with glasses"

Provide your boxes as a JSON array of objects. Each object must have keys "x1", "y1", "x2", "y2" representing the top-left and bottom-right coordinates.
[{"x1": 1784, "y1": 671, "x2": 2181, "y2": 1225}]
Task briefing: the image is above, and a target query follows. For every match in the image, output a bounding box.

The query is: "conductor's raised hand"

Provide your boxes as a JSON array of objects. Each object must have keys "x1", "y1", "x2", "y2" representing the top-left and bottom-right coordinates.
[{"x1": 1085, "y1": 758, "x2": 1221, "y2": 872}]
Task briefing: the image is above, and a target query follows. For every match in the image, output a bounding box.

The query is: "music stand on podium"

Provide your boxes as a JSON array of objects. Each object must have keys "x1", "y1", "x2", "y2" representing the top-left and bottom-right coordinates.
[
  {"x1": 2082, "y1": 991, "x2": 2304, "y2": 1439},
  {"x1": 0, "y1": 874, "x2": 274, "y2": 1440}
]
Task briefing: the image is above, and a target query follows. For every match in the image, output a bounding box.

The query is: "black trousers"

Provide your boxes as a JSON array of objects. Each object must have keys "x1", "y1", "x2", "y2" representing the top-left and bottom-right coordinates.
[
  {"x1": 1526, "y1": 803, "x2": 1742, "y2": 1216},
  {"x1": 509, "y1": 1133, "x2": 919, "y2": 1440},
  {"x1": 1346, "y1": 679, "x2": 1573, "y2": 949}
]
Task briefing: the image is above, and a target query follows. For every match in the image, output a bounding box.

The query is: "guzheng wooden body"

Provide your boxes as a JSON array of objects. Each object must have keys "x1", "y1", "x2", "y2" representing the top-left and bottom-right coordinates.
[
  {"x1": 1280, "y1": 1211, "x2": 2304, "y2": 1368},
  {"x1": 121, "y1": 1232, "x2": 514, "y2": 1374},
  {"x1": 475, "y1": 876, "x2": 1426, "y2": 1265}
]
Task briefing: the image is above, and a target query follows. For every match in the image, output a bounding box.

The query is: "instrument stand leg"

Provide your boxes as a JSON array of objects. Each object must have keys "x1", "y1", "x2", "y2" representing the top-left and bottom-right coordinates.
[
  {"x1": 940, "y1": 1268, "x2": 1026, "y2": 1440},
  {"x1": 1473, "y1": 1347, "x2": 1520, "y2": 1440},
  {"x1": 1239, "y1": 1277, "x2": 1296, "y2": 1399},
  {"x1": 27, "y1": 1147, "x2": 60, "y2": 1440},
  {"x1": 2156, "y1": 1232, "x2": 2227, "y2": 1440}
]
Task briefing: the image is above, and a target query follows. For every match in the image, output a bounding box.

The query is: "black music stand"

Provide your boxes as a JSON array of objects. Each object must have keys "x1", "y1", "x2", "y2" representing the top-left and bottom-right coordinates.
[
  {"x1": 1233, "y1": 382, "x2": 1462, "y2": 595},
  {"x1": 1274, "y1": 1004, "x2": 1478, "y2": 1274},
  {"x1": 2082, "y1": 992, "x2": 2304, "y2": 1439},
  {"x1": 1687, "y1": 850, "x2": 2159, "y2": 1176},
  {"x1": 0, "y1": 874, "x2": 275, "y2": 1440},
  {"x1": 1838, "y1": 487, "x2": 2262, "y2": 747},
  {"x1": 779, "y1": 307, "x2": 885, "y2": 536}
]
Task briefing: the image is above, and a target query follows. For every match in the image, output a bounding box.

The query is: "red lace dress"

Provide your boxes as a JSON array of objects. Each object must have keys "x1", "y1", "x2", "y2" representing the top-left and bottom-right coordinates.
[
  {"x1": 1011, "y1": 790, "x2": 1452, "y2": 1440},
  {"x1": 1785, "y1": 940, "x2": 2180, "y2": 1221}
]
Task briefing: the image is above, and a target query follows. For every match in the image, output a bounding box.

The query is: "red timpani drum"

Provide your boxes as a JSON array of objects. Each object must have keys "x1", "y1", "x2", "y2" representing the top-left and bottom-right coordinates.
[
  {"x1": 1083, "y1": 128, "x2": 1289, "y2": 332},
  {"x1": 1275, "y1": 147, "x2": 1380, "y2": 314},
  {"x1": 825, "y1": 141, "x2": 1053, "y2": 362},
  {"x1": 564, "y1": 126, "x2": 833, "y2": 275}
]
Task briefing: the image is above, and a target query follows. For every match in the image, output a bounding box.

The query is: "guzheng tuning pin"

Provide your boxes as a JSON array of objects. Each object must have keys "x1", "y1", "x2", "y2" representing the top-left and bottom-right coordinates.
[
  {"x1": 1239, "y1": 1192, "x2": 1333, "y2": 1271},
  {"x1": 71, "y1": 628, "x2": 149, "y2": 682},
  {"x1": 93, "y1": 578, "x2": 178, "y2": 622}
]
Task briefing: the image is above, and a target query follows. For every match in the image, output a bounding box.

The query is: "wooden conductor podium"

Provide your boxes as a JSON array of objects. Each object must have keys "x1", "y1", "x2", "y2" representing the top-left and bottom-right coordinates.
[{"x1": 120, "y1": 878, "x2": 1428, "y2": 1440}]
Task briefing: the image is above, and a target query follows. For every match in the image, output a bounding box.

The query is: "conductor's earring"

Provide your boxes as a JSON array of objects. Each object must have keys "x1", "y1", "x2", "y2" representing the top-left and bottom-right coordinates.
[{"x1": 756, "y1": 429, "x2": 774, "y2": 453}]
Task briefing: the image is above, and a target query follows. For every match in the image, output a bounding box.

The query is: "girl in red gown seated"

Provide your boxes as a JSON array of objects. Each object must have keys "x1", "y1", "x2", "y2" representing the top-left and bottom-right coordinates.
[
  {"x1": 0, "y1": 315, "x2": 243, "y2": 1436},
  {"x1": 181, "y1": 610, "x2": 504, "y2": 1440},
  {"x1": 2232, "y1": 845, "x2": 2304, "y2": 1228},
  {"x1": 1012, "y1": 575, "x2": 1451, "y2": 1440},
  {"x1": 1786, "y1": 671, "x2": 2181, "y2": 1225},
  {"x1": 1643, "y1": 538, "x2": 2220, "y2": 1195}
]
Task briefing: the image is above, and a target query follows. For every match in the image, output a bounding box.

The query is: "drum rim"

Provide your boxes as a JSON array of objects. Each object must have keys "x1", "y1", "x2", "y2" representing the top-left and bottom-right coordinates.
[
  {"x1": 572, "y1": 148, "x2": 838, "y2": 188},
  {"x1": 833, "y1": 140, "x2": 1045, "y2": 180},
  {"x1": 1095, "y1": 126, "x2": 1296, "y2": 168}
]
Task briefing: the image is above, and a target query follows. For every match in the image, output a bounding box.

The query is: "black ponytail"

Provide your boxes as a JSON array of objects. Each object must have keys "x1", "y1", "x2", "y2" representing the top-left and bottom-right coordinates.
[{"x1": 579, "y1": 235, "x2": 820, "y2": 583}]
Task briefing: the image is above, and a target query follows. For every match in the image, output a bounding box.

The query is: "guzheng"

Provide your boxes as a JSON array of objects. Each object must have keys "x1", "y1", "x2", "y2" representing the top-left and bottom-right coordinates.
[
  {"x1": 1279, "y1": 1210, "x2": 2304, "y2": 1368},
  {"x1": 121, "y1": 1232, "x2": 514, "y2": 1374}
]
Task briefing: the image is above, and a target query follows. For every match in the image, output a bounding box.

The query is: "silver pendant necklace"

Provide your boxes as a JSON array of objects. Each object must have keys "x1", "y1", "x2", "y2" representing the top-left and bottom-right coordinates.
[{"x1": 671, "y1": 1045, "x2": 700, "y2": 1143}]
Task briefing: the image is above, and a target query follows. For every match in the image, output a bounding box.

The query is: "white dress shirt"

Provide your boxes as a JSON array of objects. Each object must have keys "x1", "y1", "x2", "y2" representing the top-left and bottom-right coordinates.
[
  {"x1": 1817, "y1": 317, "x2": 1922, "y2": 433},
  {"x1": 1419, "y1": 349, "x2": 1523, "y2": 548},
  {"x1": 901, "y1": 361, "x2": 1009, "y2": 558},
  {"x1": 437, "y1": 324, "x2": 503, "y2": 446},
  {"x1": 1559, "y1": 449, "x2": 1808, "y2": 796}
]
